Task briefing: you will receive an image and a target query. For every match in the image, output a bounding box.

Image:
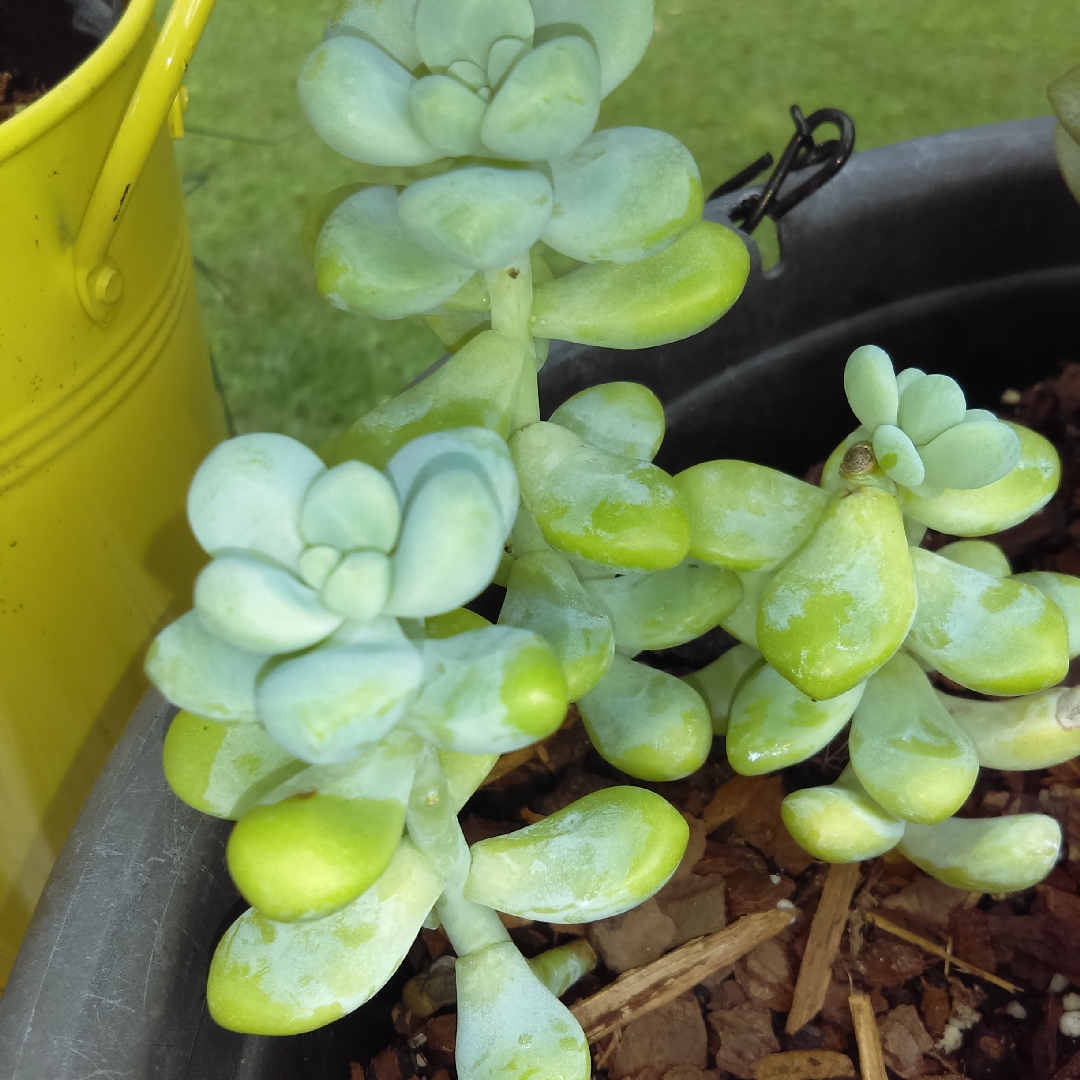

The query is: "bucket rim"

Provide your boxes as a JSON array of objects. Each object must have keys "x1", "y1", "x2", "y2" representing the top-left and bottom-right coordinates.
[{"x1": 0, "y1": 0, "x2": 157, "y2": 166}]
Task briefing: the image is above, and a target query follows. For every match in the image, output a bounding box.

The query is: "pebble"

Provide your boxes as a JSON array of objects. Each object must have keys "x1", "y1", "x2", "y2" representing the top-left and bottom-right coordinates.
[
  {"x1": 1004, "y1": 1001, "x2": 1027, "y2": 1020},
  {"x1": 1051, "y1": 973, "x2": 1071, "y2": 994},
  {"x1": 936, "y1": 1022, "x2": 964, "y2": 1054},
  {"x1": 1060, "y1": 1011, "x2": 1080, "y2": 1038},
  {"x1": 1063, "y1": 992, "x2": 1080, "y2": 1012}
]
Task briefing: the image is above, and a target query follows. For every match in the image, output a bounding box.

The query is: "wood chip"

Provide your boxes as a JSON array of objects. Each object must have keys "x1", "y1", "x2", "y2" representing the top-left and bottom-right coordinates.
[
  {"x1": 863, "y1": 910, "x2": 1021, "y2": 992},
  {"x1": 848, "y1": 992, "x2": 888, "y2": 1080},
  {"x1": 571, "y1": 908, "x2": 796, "y2": 1041},
  {"x1": 1053, "y1": 1050, "x2": 1080, "y2": 1080},
  {"x1": 702, "y1": 775, "x2": 765, "y2": 832},
  {"x1": 753, "y1": 1049, "x2": 855, "y2": 1079},
  {"x1": 786, "y1": 862, "x2": 861, "y2": 1034}
]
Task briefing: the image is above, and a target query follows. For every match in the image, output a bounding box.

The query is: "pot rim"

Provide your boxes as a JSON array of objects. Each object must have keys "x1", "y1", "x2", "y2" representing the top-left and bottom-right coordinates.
[{"x1": 0, "y1": 0, "x2": 155, "y2": 165}]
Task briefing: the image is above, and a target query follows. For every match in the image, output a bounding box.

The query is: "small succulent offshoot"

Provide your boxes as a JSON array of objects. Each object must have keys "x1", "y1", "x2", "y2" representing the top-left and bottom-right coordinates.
[{"x1": 677, "y1": 345, "x2": 1077, "y2": 893}]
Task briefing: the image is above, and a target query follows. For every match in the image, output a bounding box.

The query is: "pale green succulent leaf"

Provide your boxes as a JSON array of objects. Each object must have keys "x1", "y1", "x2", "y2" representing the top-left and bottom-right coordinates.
[
  {"x1": 844, "y1": 345, "x2": 898, "y2": 431},
  {"x1": 1055, "y1": 123, "x2": 1080, "y2": 203},
  {"x1": 300, "y1": 460, "x2": 402, "y2": 554},
  {"x1": 682, "y1": 643, "x2": 762, "y2": 736},
  {"x1": 327, "y1": 0, "x2": 422, "y2": 70},
  {"x1": 1049, "y1": 64, "x2": 1080, "y2": 144},
  {"x1": 321, "y1": 550, "x2": 392, "y2": 621},
  {"x1": 872, "y1": 424, "x2": 924, "y2": 489},
  {"x1": 1013, "y1": 571, "x2": 1080, "y2": 657},
  {"x1": 919, "y1": 419, "x2": 1021, "y2": 490},
  {"x1": 408, "y1": 75, "x2": 486, "y2": 156},
  {"x1": 718, "y1": 569, "x2": 773, "y2": 648},
  {"x1": 896, "y1": 373, "x2": 966, "y2": 446},
  {"x1": 937, "y1": 539, "x2": 1011, "y2": 578},
  {"x1": 549, "y1": 381, "x2": 666, "y2": 461},
  {"x1": 414, "y1": 0, "x2": 534, "y2": 72}
]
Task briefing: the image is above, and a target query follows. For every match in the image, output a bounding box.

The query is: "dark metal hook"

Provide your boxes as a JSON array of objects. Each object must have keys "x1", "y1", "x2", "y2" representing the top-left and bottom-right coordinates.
[{"x1": 710, "y1": 105, "x2": 856, "y2": 233}]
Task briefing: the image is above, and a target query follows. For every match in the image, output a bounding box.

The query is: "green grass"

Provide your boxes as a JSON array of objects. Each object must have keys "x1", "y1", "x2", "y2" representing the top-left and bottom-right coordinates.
[{"x1": 176, "y1": 0, "x2": 1079, "y2": 449}]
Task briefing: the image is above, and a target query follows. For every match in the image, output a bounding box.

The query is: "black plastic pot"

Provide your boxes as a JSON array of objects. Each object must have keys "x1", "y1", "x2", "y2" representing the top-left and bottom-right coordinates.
[{"x1": 2, "y1": 116, "x2": 1079, "y2": 1080}]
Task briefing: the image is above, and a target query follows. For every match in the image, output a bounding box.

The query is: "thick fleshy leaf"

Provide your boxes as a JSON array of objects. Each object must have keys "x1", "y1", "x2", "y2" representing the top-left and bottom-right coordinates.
[
  {"x1": 549, "y1": 381, "x2": 665, "y2": 461},
  {"x1": 781, "y1": 765, "x2": 905, "y2": 863},
  {"x1": 898, "y1": 814, "x2": 1061, "y2": 893},
  {"x1": 414, "y1": 0, "x2": 534, "y2": 72},
  {"x1": 480, "y1": 36, "x2": 601, "y2": 160},
  {"x1": 1013, "y1": 571, "x2": 1080, "y2": 657},
  {"x1": 941, "y1": 686, "x2": 1080, "y2": 770},
  {"x1": 407, "y1": 75, "x2": 485, "y2": 156},
  {"x1": 907, "y1": 547, "x2": 1069, "y2": 695},
  {"x1": 465, "y1": 787, "x2": 688, "y2": 921},
  {"x1": 195, "y1": 555, "x2": 343, "y2": 654},
  {"x1": 208, "y1": 838, "x2": 442, "y2": 1034},
  {"x1": 727, "y1": 664, "x2": 864, "y2": 776},
  {"x1": 301, "y1": 545, "x2": 343, "y2": 594},
  {"x1": 528, "y1": 940, "x2": 598, "y2": 998},
  {"x1": 300, "y1": 461, "x2": 400, "y2": 554},
  {"x1": 578, "y1": 654, "x2": 711, "y2": 781},
  {"x1": 403, "y1": 626, "x2": 567, "y2": 753},
  {"x1": 718, "y1": 570, "x2": 772, "y2": 648},
  {"x1": 872, "y1": 424, "x2": 924, "y2": 488},
  {"x1": 385, "y1": 425, "x2": 519, "y2": 537},
  {"x1": 543, "y1": 127, "x2": 702, "y2": 264},
  {"x1": 1056, "y1": 123, "x2": 1080, "y2": 203},
  {"x1": 385, "y1": 468, "x2": 505, "y2": 617},
  {"x1": 530, "y1": 221, "x2": 749, "y2": 349},
  {"x1": 919, "y1": 420, "x2": 1021, "y2": 490},
  {"x1": 188, "y1": 432, "x2": 325, "y2": 572},
  {"x1": 757, "y1": 487, "x2": 916, "y2": 700},
  {"x1": 438, "y1": 748, "x2": 499, "y2": 812},
  {"x1": 844, "y1": 345, "x2": 897, "y2": 431},
  {"x1": 425, "y1": 607, "x2": 492, "y2": 638},
  {"x1": 257, "y1": 639, "x2": 424, "y2": 763},
  {"x1": 316, "y1": 186, "x2": 474, "y2": 319},
  {"x1": 583, "y1": 561, "x2": 742, "y2": 655},
  {"x1": 499, "y1": 549, "x2": 615, "y2": 700},
  {"x1": 530, "y1": 0, "x2": 654, "y2": 97},
  {"x1": 674, "y1": 460, "x2": 829, "y2": 573},
  {"x1": 820, "y1": 427, "x2": 871, "y2": 494},
  {"x1": 937, "y1": 539, "x2": 1011, "y2": 578},
  {"x1": 896, "y1": 373, "x2": 966, "y2": 446},
  {"x1": 848, "y1": 653, "x2": 978, "y2": 824},
  {"x1": 227, "y1": 728, "x2": 421, "y2": 921},
  {"x1": 682, "y1": 644, "x2": 762, "y2": 736},
  {"x1": 326, "y1": 0, "x2": 422, "y2": 70},
  {"x1": 895, "y1": 367, "x2": 925, "y2": 395},
  {"x1": 455, "y1": 942, "x2": 590, "y2": 1080},
  {"x1": 487, "y1": 36, "x2": 530, "y2": 86},
  {"x1": 1049, "y1": 64, "x2": 1080, "y2": 144},
  {"x1": 511, "y1": 421, "x2": 690, "y2": 572},
  {"x1": 298, "y1": 37, "x2": 441, "y2": 166},
  {"x1": 324, "y1": 330, "x2": 525, "y2": 470},
  {"x1": 399, "y1": 167, "x2": 553, "y2": 270},
  {"x1": 321, "y1": 550, "x2": 392, "y2": 621},
  {"x1": 900, "y1": 423, "x2": 1059, "y2": 535},
  {"x1": 162, "y1": 711, "x2": 303, "y2": 819},
  {"x1": 145, "y1": 610, "x2": 270, "y2": 721}
]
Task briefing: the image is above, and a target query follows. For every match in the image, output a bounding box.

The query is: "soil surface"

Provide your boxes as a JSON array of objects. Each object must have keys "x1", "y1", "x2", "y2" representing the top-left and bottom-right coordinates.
[
  {"x1": 351, "y1": 363, "x2": 1080, "y2": 1080},
  {"x1": 0, "y1": 0, "x2": 108, "y2": 123}
]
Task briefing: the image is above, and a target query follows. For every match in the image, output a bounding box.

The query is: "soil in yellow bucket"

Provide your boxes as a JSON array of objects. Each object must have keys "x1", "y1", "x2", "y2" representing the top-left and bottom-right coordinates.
[{"x1": 0, "y1": 0, "x2": 228, "y2": 986}]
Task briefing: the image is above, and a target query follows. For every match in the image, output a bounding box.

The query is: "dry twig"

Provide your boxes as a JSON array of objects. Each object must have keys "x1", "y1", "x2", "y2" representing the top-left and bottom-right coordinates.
[
  {"x1": 754, "y1": 1049, "x2": 855, "y2": 1079},
  {"x1": 786, "y1": 862, "x2": 861, "y2": 1034},
  {"x1": 864, "y1": 910, "x2": 1021, "y2": 992},
  {"x1": 849, "y1": 992, "x2": 888, "y2": 1080},
  {"x1": 571, "y1": 908, "x2": 795, "y2": 1041}
]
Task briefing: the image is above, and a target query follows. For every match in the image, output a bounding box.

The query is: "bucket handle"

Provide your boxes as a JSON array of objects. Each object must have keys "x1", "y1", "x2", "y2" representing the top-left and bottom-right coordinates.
[{"x1": 74, "y1": 0, "x2": 217, "y2": 323}]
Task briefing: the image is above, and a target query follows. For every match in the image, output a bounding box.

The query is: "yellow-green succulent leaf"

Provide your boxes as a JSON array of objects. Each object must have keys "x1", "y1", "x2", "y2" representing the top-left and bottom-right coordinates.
[
  {"x1": 682, "y1": 643, "x2": 763, "y2": 736},
  {"x1": 1055, "y1": 123, "x2": 1080, "y2": 203},
  {"x1": 583, "y1": 560, "x2": 742, "y2": 655},
  {"x1": 437, "y1": 748, "x2": 500, "y2": 813},
  {"x1": 1048, "y1": 63, "x2": 1080, "y2": 144},
  {"x1": 577, "y1": 654, "x2": 712, "y2": 781},
  {"x1": 511, "y1": 421, "x2": 691, "y2": 572},
  {"x1": 718, "y1": 569, "x2": 773, "y2": 648},
  {"x1": 425, "y1": 607, "x2": 493, "y2": 638},
  {"x1": 162, "y1": 711, "x2": 305, "y2": 820},
  {"x1": 465, "y1": 786, "x2": 689, "y2": 921},
  {"x1": 727, "y1": 663, "x2": 865, "y2": 776},
  {"x1": 899, "y1": 422, "x2": 1059, "y2": 536},
  {"x1": 898, "y1": 814, "x2": 1061, "y2": 893},
  {"x1": 757, "y1": 487, "x2": 916, "y2": 700},
  {"x1": 403, "y1": 626, "x2": 568, "y2": 754},
  {"x1": 907, "y1": 546, "x2": 1070, "y2": 695},
  {"x1": 529, "y1": 221, "x2": 749, "y2": 350},
  {"x1": 940, "y1": 686, "x2": 1080, "y2": 770},
  {"x1": 455, "y1": 942, "x2": 590, "y2": 1080},
  {"x1": 937, "y1": 539, "x2": 1011, "y2": 578},
  {"x1": 527, "y1": 939, "x2": 598, "y2": 998},
  {"x1": 1012, "y1": 571, "x2": 1080, "y2": 658},
  {"x1": 208, "y1": 838, "x2": 442, "y2": 1035},
  {"x1": 848, "y1": 652, "x2": 978, "y2": 824},
  {"x1": 820, "y1": 428, "x2": 871, "y2": 493},
  {"x1": 673, "y1": 459, "x2": 830, "y2": 572},
  {"x1": 499, "y1": 549, "x2": 615, "y2": 700},
  {"x1": 549, "y1": 381, "x2": 666, "y2": 462},
  {"x1": 323, "y1": 329, "x2": 525, "y2": 469}
]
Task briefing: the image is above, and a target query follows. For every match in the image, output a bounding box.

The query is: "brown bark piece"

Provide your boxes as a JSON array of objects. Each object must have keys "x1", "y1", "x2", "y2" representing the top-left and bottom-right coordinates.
[
  {"x1": 371, "y1": 1047, "x2": 403, "y2": 1080},
  {"x1": 703, "y1": 775, "x2": 766, "y2": 833},
  {"x1": 573, "y1": 909, "x2": 795, "y2": 1042},
  {"x1": 605, "y1": 993, "x2": 707, "y2": 1080},
  {"x1": 709, "y1": 1004, "x2": 781, "y2": 1079},
  {"x1": 735, "y1": 938, "x2": 793, "y2": 1012},
  {"x1": 733, "y1": 777, "x2": 815, "y2": 875},
  {"x1": 948, "y1": 906, "x2": 996, "y2": 974},
  {"x1": 726, "y1": 870, "x2": 796, "y2": 918},
  {"x1": 422, "y1": 1014, "x2": 457, "y2": 1069},
  {"x1": 920, "y1": 981, "x2": 951, "y2": 1041},
  {"x1": 848, "y1": 992, "x2": 888, "y2": 1080},
  {"x1": 672, "y1": 815, "x2": 709, "y2": 880},
  {"x1": 350, "y1": 1065, "x2": 366, "y2": 1080},
  {"x1": 1035, "y1": 992, "x2": 1064, "y2": 1080},
  {"x1": 752, "y1": 1049, "x2": 855, "y2": 1079},
  {"x1": 1053, "y1": 1050, "x2": 1080, "y2": 1080},
  {"x1": 656, "y1": 873, "x2": 726, "y2": 947},
  {"x1": 859, "y1": 940, "x2": 927, "y2": 988},
  {"x1": 786, "y1": 862, "x2": 861, "y2": 1034},
  {"x1": 879, "y1": 874, "x2": 968, "y2": 930},
  {"x1": 588, "y1": 898, "x2": 677, "y2": 974},
  {"x1": 877, "y1": 1005, "x2": 933, "y2": 1079}
]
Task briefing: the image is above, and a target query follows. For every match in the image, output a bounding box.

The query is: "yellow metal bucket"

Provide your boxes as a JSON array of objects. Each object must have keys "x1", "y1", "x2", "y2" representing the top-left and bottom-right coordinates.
[{"x1": 0, "y1": 0, "x2": 226, "y2": 984}]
